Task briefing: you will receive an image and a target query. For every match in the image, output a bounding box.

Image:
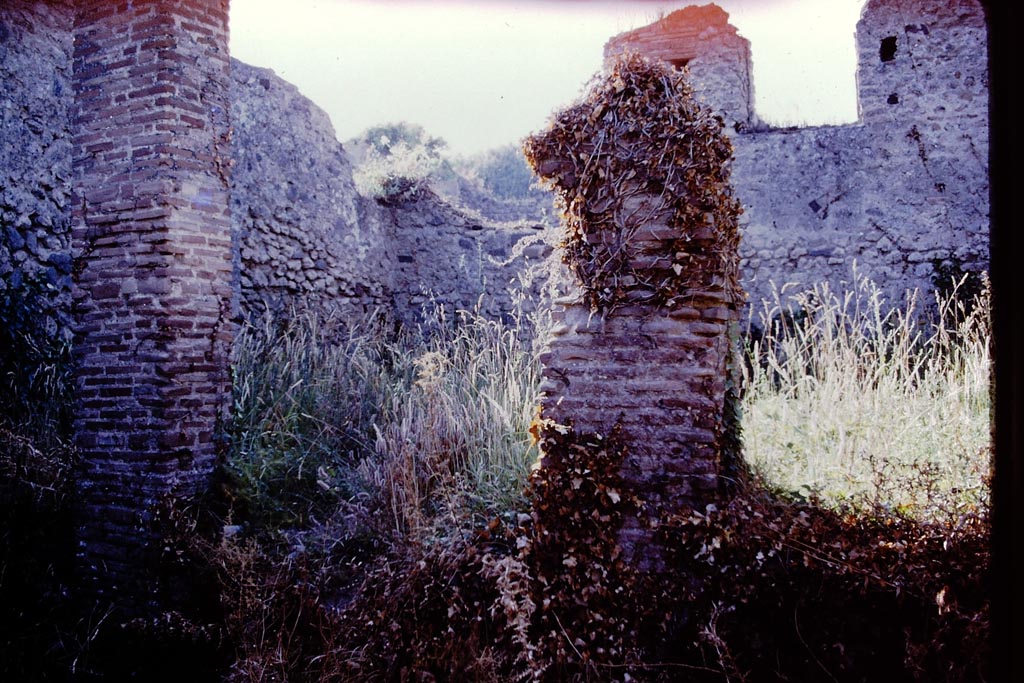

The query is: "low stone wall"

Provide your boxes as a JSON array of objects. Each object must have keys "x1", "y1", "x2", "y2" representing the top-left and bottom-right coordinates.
[{"x1": 230, "y1": 59, "x2": 552, "y2": 328}]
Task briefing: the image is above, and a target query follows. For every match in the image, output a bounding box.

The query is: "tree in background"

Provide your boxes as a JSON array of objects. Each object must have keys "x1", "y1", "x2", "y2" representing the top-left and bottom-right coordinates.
[
  {"x1": 459, "y1": 143, "x2": 537, "y2": 202},
  {"x1": 347, "y1": 122, "x2": 450, "y2": 201}
]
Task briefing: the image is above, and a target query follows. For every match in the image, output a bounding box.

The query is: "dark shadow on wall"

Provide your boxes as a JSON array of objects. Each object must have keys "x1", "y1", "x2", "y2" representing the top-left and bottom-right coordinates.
[{"x1": 984, "y1": 1, "x2": 1023, "y2": 681}]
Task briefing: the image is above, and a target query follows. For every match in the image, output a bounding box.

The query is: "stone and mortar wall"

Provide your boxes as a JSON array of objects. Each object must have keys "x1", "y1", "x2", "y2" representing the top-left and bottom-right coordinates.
[
  {"x1": 607, "y1": 0, "x2": 989, "y2": 314},
  {"x1": 70, "y1": 0, "x2": 234, "y2": 608},
  {"x1": 0, "y1": 0, "x2": 75, "y2": 336},
  {"x1": 384, "y1": 187, "x2": 551, "y2": 325},
  {"x1": 856, "y1": 0, "x2": 987, "y2": 126},
  {"x1": 229, "y1": 60, "x2": 551, "y2": 327},
  {"x1": 230, "y1": 59, "x2": 396, "y2": 320}
]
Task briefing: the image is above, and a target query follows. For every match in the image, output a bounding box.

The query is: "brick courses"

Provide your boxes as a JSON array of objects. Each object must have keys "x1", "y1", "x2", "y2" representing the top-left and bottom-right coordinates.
[
  {"x1": 70, "y1": 0, "x2": 233, "y2": 609},
  {"x1": 536, "y1": 192, "x2": 741, "y2": 570}
]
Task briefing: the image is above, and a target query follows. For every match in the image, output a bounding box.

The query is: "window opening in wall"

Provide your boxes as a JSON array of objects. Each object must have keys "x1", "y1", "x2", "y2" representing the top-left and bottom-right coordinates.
[
  {"x1": 729, "y1": 0, "x2": 865, "y2": 129},
  {"x1": 668, "y1": 57, "x2": 691, "y2": 70},
  {"x1": 880, "y1": 36, "x2": 897, "y2": 62}
]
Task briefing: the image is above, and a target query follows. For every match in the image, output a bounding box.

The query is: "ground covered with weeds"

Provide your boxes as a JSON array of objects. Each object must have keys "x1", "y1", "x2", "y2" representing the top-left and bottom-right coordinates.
[
  {"x1": 196, "y1": 443, "x2": 990, "y2": 682},
  {"x1": 0, "y1": 278, "x2": 993, "y2": 680},
  {"x1": 0, "y1": 48, "x2": 993, "y2": 681}
]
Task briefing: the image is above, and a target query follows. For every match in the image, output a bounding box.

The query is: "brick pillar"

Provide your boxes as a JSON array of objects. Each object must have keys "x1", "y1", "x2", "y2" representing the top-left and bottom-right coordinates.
[
  {"x1": 71, "y1": 0, "x2": 233, "y2": 610},
  {"x1": 525, "y1": 54, "x2": 744, "y2": 572},
  {"x1": 536, "y1": 189, "x2": 742, "y2": 570}
]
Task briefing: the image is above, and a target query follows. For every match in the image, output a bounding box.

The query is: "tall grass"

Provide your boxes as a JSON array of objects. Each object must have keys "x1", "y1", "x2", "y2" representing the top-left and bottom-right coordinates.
[
  {"x1": 228, "y1": 269, "x2": 991, "y2": 536},
  {"x1": 361, "y1": 309, "x2": 541, "y2": 534},
  {"x1": 226, "y1": 306, "x2": 541, "y2": 538},
  {"x1": 741, "y1": 271, "x2": 991, "y2": 522}
]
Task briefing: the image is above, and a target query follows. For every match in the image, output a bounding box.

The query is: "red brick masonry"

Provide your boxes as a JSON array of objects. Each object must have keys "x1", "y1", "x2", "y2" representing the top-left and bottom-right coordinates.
[{"x1": 71, "y1": 0, "x2": 233, "y2": 609}]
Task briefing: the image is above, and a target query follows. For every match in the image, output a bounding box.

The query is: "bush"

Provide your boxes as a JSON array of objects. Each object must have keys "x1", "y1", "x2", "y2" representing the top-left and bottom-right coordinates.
[
  {"x1": 349, "y1": 122, "x2": 449, "y2": 202},
  {"x1": 462, "y1": 144, "x2": 539, "y2": 202}
]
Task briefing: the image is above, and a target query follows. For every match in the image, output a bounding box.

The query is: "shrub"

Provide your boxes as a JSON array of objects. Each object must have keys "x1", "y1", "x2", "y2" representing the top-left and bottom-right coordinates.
[
  {"x1": 349, "y1": 122, "x2": 449, "y2": 202},
  {"x1": 462, "y1": 143, "x2": 539, "y2": 202}
]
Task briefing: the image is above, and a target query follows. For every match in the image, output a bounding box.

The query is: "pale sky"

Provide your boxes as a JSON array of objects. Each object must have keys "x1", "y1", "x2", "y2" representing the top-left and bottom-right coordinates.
[{"x1": 230, "y1": 0, "x2": 868, "y2": 157}]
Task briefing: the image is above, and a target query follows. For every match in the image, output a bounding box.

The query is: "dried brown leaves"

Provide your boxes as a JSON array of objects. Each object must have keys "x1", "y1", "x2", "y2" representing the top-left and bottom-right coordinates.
[{"x1": 524, "y1": 52, "x2": 743, "y2": 314}]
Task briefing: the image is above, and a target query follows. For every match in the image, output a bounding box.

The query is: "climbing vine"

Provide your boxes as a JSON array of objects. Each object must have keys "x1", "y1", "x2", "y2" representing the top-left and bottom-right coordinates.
[{"x1": 524, "y1": 51, "x2": 743, "y2": 314}]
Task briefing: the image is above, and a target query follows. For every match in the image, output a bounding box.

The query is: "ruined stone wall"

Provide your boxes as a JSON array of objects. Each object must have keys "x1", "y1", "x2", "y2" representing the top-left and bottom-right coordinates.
[
  {"x1": 605, "y1": 4, "x2": 754, "y2": 131},
  {"x1": 70, "y1": 0, "x2": 234, "y2": 607},
  {"x1": 230, "y1": 59, "x2": 396, "y2": 320},
  {"x1": 228, "y1": 59, "x2": 551, "y2": 327},
  {"x1": 0, "y1": 0, "x2": 75, "y2": 336},
  {"x1": 607, "y1": 0, "x2": 989, "y2": 314},
  {"x1": 856, "y1": 0, "x2": 987, "y2": 126},
  {"x1": 384, "y1": 187, "x2": 551, "y2": 325}
]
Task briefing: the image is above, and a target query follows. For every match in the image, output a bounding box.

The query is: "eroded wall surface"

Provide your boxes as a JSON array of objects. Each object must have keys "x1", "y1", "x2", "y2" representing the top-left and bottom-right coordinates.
[
  {"x1": 230, "y1": 59, "x2": 395, "y2": 319},
  {"x1": 229, "y1": 59, "x2": 551, "y2": 326},
  {"x1": 384, "y1": 188, "x2": 551, "y2": 325},
  {"x1": 0, "y1": 1, "x2": 74, "y2": 336}
]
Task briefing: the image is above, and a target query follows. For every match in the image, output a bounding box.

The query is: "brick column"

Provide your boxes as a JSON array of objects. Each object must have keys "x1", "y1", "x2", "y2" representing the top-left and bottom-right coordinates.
[
  {"x1": 536, "y1": 188, "x2": 742, "y2": 570},
  {"x1": 525, "y1": 53, "x2": 745, "y2": 572},
  {"x1": 71, "y1": 0, "x2": 233, "y2": 609}
]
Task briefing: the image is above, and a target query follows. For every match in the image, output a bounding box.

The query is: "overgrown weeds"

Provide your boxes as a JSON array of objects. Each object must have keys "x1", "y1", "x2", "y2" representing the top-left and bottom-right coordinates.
[
  {"x1": 0, "y1": 271, "x2": 74, "y2": 443},
  {"x1": 741, "y1": 269, "x2": 991, "y2": 523},
  {"x1": 213, "y1": 305, "x2": 542, "y2": 681},
  {"x1": 225, "y1": 305, "x2": 541, "y2": 536},
  {"x1": 1, "y1": 269, "x2": 991, "y2": 680},
  {"x1": 0, "y1": 273, "x2": 78, "y2": 681},
  {"x1": 211, "y1": 273, "x2": 990, "y2": 682}
]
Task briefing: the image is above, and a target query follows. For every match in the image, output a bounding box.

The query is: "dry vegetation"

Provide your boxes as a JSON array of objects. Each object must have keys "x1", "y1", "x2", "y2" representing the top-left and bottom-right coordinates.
[
  {"x1": 180, "y1": 268, "x2": 989, "y2": 683},
  {"x1": 743, "y1": 269, "x2": 991, "y2": 524},
  {"x1": 0, "y1": 54, "x2": 991, "y2": 683},
  {"x1": 0, "y1": 272, "x2": 992, "y2": 681}
]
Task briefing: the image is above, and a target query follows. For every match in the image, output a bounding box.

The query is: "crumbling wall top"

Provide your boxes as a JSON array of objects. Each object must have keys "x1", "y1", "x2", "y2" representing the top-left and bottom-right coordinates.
[
  {"x1": 604, "y1": 4, "x2": 739, "y2": 64},
  {"x1": 604, "y1": 4, "x2": 753, "y2": 129}
]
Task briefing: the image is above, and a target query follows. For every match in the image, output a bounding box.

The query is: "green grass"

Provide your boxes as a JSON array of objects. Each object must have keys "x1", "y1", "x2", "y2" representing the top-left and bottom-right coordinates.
[
  {"x1": 740, "y1": 271, "x2": 991, "y2": 523},
  {"x1": 226, "y1": 306, "x2": 541, "y2": 537}
]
